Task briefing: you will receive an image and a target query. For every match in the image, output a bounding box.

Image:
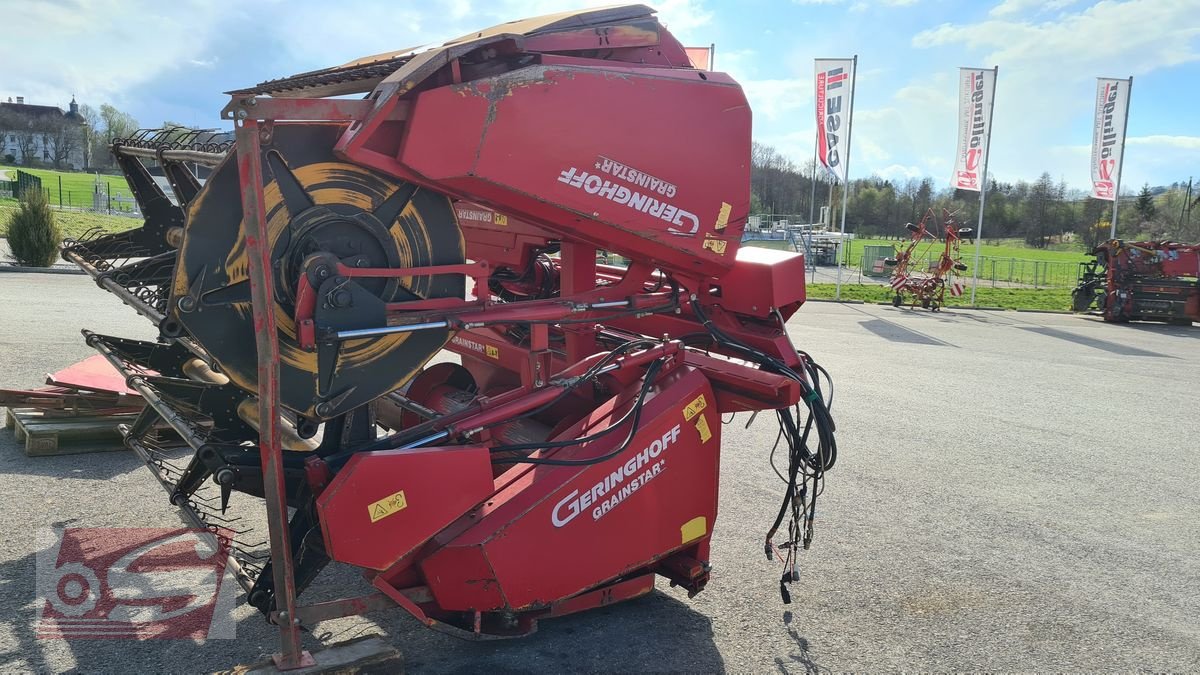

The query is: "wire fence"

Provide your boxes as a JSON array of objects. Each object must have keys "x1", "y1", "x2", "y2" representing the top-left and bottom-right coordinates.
[
  {"x1": 0, "y1": 173, "x2": 139, "y2": 216},
  {"x1": 859, "y1": 251, "x2": 1079, "y2": 288}
]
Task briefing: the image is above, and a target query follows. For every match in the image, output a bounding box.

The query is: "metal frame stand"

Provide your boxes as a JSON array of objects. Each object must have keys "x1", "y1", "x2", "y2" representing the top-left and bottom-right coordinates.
[{"x1": 233, "y1": 115, "x2": 313, "y2": 670}]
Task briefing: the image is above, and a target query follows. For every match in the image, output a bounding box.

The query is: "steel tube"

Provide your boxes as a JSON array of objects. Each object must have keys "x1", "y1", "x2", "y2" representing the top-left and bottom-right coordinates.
[
  {"x1": 114, "y1": 145, "x2": 227, "y2": 166},
  {"x1": 84, "y1": 332, "x2": 208, "y2": 451},
  {"x1": 63, "y1": 249, "x2": 166, "y2": 324},
  {"x1": 234, "y1": 119, "x2": 308, "y2": 669},
  {"x1": 337, "y1": 320, "x2": 449, "y2": 339},
  {"x1": 122, "y1": 433, "x2": 257, "y2": 595}
]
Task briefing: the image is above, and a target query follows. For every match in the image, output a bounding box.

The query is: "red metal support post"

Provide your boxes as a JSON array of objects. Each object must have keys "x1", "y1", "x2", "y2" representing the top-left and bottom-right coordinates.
[{"x1": 233, "y1": 117, "x2": 313, "y2": 669}]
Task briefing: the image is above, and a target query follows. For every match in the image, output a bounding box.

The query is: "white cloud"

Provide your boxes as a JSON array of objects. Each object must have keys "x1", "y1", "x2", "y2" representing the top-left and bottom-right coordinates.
[
  {"x1": 741, "y1": 79, "x2": 812, "y2": 122},
  {"x1": 912, "y1": 0, "x2": 1200, "y2": 187},
  {"x1": 990, "y1": 0, "x2": 1079, "y2": 17},
  {"x1": 876, "y1": 163, "x2": 926, "y2": 180},
  {"x1": 1126, "y1": 135, "x2": 1200, "y2": 150},
  {"x1": 796, "y1": 0, "x2": 920, "y2": 4},
  {"x1": 0, "y1": 0, "x2": 218, "y2": 111},
  {"x1": 915, "y1": 1, "x2": 1200, "y2": 75}
]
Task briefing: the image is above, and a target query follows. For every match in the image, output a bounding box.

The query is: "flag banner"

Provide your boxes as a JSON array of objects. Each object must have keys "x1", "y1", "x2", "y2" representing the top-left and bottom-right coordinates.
[
  {"x1": 952, "y1": 67, "x2": 996, "y2": 192},
  {"x1": 685, "y1": 47, "x2": 712, "y2": 70},
  {"x1": 1091, "y1": 77, "x2": 1130, "y2": 200},
  {"x1": 890, "y1": 274, "x2": 908, "y2": 290},
  {"x1": 815, "y1": 58, "x2": 855, "y2": 184},
  {"x1": 950, "y1": 281, "x2": 964, "y2": 297}
]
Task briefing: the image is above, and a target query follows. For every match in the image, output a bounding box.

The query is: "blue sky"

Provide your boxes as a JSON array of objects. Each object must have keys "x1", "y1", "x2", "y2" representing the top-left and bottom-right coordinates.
[{"x1": 6, "y1": 0, "x2": 1197, "y2": 191}]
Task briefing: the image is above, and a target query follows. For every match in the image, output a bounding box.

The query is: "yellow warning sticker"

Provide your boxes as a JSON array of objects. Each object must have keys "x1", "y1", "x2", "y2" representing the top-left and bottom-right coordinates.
[
  {"x1": 695, "y1": 414, "x2": 713, "y2": 443},
  {"x1": 715, "y1": 202, "x2": 732, "y2": 231},
  {"x1": 368, "y1": 490, "x2": 408, "y2": 523},
  {"x1": 702, "y1": 238, "x2": 727, "y2": 255},
  {"x1": 682, "y1": 394, "x2": 708, "y2": 421},
  {"x1": 493, "y1": 213, "x2": 508, "y2": 226},
  {"x1": 485, "y1": 345, "x2": 500, "y2": 359},
  {"x1": 681, "y1": 516, "x2": 707, "y2": 543}
]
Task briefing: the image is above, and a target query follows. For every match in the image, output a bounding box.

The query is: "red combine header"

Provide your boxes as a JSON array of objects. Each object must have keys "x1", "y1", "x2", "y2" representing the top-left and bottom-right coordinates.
[
  {"x1": 56, "y1": 5, "x2": 838, "y2": 667},
  {"x1": 1072, "y1": 239, "x2": 1200, "y2": 324}
]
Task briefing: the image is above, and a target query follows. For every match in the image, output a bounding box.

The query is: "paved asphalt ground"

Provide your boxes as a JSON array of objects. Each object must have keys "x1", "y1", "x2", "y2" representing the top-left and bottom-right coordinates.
[{"x1": 1, "y1": 272, "x2": 1198, "y2": 673}]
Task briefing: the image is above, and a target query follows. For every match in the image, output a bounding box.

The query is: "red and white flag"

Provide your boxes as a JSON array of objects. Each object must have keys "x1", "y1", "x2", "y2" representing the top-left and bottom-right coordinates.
[
  {"x1": 1091, "y1": 77, "x2": 1132, "y2": 201},
  {"x1": 949, "y1": 281, "x2": 964, "y2": 297},
  {"x1": 815, "y1": 58, "x2": 856, "y2": 184},
  {"x1": 685, "y1": 46, "x2": 713, "y2": 71},
  {"x1": 890, "y1": 274, "x2": 908, "y2": 290},
  {"x1": 952, "y1": 67, "x2": 996, "y2": 192}
]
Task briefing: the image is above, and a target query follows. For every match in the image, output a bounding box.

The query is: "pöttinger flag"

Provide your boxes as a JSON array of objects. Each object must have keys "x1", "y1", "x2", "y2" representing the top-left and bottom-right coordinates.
[
  {"x1": 1091, "y1": 77, "x2": 1131, "y2": 200},
  {"x1": 815, "y1": 58, "x2": 855, "y2": 184},
  {"x1": 952, "y1": 67, "x2": 996, "y2": 192}
]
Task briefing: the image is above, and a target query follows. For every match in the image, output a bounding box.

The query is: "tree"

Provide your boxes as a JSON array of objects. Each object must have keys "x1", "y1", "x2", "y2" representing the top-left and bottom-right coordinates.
[
  {"x1": 1023, "y1": 172, "x2": 1056, "y2": 248},
  {"x1": 6, "y1": 188, "x2": 62, "y2": 266},
  {"x1": 1134, "y1": 184, "x2": 1157, "y2": 225},
  {"x1": 45, "y1": 116, "x2": 84, "y2": 169},
  {"x1": 1077, "y1": 198, "x2": 1110, "y2": 250},
  {"x1": 96, "y1": 104, "x2": 139, "y2": 167},
  {"x1": 0, "y1": 107, "x2": 42, "y2": 166},
  {"x1": 78, "y1": 104, "x2": 100, "y2": 167}
]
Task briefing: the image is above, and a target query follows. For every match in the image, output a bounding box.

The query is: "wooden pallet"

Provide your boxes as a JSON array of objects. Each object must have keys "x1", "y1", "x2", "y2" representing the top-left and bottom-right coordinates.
[{"x1": 3, "y1": 407, "x2": 139, "y2": 457}]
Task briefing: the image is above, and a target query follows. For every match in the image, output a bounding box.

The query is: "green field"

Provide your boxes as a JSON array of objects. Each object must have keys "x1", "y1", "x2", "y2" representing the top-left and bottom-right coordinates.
[
  {"x1": 1, "y1": 165, "x2": 134, "y2": 210},
  {"x1": 746, "y1": 237, "x2": 1089, "y2": 264},
  {"x1": 805, "y1": 282, "x2": 1073, "y2": 312},
  {"x1": 0, "y1": 202, "x2": 140, "y2": 240}
]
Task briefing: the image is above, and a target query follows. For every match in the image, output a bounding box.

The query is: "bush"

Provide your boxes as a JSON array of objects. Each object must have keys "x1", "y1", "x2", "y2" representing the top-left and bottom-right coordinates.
[
  {"x1": 7, "y1": 188, "x2": 62, "y2": 266},
  {"x1": 3, "y1": 154, "x2": 14, "y2": 164}
]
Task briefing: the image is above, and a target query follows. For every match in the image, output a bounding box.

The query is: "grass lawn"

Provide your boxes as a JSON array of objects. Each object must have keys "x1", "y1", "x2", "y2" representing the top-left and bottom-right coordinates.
[
  {"x1": 745, "y1": 237, "x2": 1090, "y2": 287},
  {"x1": 0, "y1": 202, "x2": 140, "y2": 240},
  {"x1": 838, "y1": 237, "x2": 1089, "y2": 266},
  {"x1": 805, "y1": 282, "x2": 1073, "y2": 312},
  {"x1": 1, "y1": 165, "x2": 134, "y2": 209}
]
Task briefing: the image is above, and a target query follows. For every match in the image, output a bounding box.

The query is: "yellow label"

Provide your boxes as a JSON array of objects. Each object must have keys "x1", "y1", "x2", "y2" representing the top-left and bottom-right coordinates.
[
  {"x1": 715, "y1": 202, "x2": 732, "y2": 231},
  {"x1": 493, "y1": 213, "x2": 508, "y2": 226},
  {"x1": 681, "y1": 516, "x2": 707, "y2": 543},
  {"x1": 368, "y1": 490, "x2": 408, "y2": 523},
  {"x1": 485, "y1": 345, "x2": 500, "y2": 359},
  {"x1": 702, "y1": 238, "x2": 727, "y2": 255},
  {"x1": 695, "y1": 413, "x2": 712, "y2": 443},
  {"x1": 682, "y1": 394, "x2": 708, "y2": 421}
]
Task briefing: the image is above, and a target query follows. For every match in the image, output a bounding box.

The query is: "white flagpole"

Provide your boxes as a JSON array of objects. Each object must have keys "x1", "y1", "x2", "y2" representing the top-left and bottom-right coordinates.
[
  {"x1": 808, "y1": 137, "x2": 818, "y2": 284},
  {"x1": 835, "y1": 54, "x2": 857, "y2": 302},
  {"x1": 969, "y1": 65, "x2": 998, "y2": 306},
  {"x1": 1109, "y1": 75, "x2": 1132, "y2": 239}
]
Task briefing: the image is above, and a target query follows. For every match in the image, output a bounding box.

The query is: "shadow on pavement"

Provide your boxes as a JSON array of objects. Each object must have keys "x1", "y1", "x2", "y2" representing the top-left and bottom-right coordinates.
[
  {"x1": 857, "y1": 319, "x2": 955, "y2": 347},
  {"x1": 0, "y1": 434, "x2": 142, "y2": 482},
  {"x1": 774, "y1": 610, "x2": 826, "y2": 674},
  {"x1": 1018, "y1": 326, "x2": 1172, "y2": 358}
]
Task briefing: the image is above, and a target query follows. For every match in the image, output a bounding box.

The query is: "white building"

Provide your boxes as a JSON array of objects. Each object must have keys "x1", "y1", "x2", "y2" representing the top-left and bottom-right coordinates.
[{"x1": 0, "y1": 96, "x2": 87, "y2": 170}]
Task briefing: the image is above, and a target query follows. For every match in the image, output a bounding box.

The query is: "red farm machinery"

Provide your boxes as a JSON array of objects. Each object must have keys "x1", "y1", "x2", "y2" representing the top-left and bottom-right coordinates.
[
  {"x1": 1072, "y1": 239, "x2": 1200, "y2": 324},
  {"x1": 57, "y1": 5, "x2": 837, "y2": 668},
  {"x1": 886, "y1": 208, "x2": 972, "y2": 310}
]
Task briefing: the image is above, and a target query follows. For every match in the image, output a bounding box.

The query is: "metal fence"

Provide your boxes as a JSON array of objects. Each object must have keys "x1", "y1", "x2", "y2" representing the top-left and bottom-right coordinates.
[
  {"x1": 0, "y1": 179, "x2": 139, "y2": 216},
  {"x1": 864, "y1": 251, "x2": 1079, "y2": 288}
]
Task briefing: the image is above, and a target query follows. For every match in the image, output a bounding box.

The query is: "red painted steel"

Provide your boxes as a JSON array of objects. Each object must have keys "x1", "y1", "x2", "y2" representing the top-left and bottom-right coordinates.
[
  {"x1": 233, "y1": 120, "x2": 310, "y2": 669},
  {"x1": 199, "y1": 4, "x2": 830, "y2": 650},
  {"x1": 316, "y1": 445, "x2": 495, "y2": 570}
]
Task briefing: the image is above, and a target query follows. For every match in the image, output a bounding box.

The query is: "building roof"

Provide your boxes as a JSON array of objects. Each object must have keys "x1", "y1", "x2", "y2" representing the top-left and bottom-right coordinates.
[{"x1": 1, "y1": 102, "x2": 64, "y2": 117}]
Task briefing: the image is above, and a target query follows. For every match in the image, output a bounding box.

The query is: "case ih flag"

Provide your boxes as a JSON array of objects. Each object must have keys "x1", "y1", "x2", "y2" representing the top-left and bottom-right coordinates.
[
  {"x1": 952, "y1": 67, "x2": 996, "y2": 192},
  {"x1": 815, "y1": 58, "x2": 855, "y2": 184},
  {"x1": 1091, "y1": 77, "x2": 1131, "y2": 200}
]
